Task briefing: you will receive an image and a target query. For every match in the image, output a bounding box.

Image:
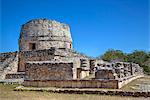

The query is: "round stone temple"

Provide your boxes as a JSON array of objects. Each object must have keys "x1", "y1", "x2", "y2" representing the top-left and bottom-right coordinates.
[{"x1": 19, "y1": 19, "x2": 72, "y2": 51}]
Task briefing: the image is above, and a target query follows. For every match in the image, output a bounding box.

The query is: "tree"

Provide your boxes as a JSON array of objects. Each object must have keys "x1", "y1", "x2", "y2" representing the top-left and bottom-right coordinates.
[
  {"x1": 127, "y1": 50, "x2": 150, "y2": 73},
  {"x1": 100, "y1": 49, "x2": 150, "y2": 73},
  {"x1": 101, "y1": 49, "x2": 127, "y2": 62},
  {"x1": 127, "y1": 50, "x2": 149, "y2": 65}
]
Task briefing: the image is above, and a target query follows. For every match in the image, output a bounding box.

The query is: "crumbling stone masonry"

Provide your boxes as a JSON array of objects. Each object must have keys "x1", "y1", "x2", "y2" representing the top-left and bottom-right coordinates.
[
  {"x1": 25, "y1": 62, "x2": 73, "y2": 80},
  {"x1": 94, "y1": 62, "x2": 143, "y2": 81},
  {"x1": 0, "y1": 18, "x2": 144, "y2": 89},
  {"x1": 18, "y1": 48, "x2": 55, "y2": 72},
  {"x1": 0, "y1": 52, "x2": 18, "y2": 79},
  {"x1": 19, "y1": 19, "x2": 72, "y2": 51}
]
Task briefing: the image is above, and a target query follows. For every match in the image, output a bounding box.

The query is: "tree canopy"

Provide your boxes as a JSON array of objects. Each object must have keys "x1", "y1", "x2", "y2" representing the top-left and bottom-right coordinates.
[{"x1": 100, "y1": 49, "x2": 150, "y2": 73}]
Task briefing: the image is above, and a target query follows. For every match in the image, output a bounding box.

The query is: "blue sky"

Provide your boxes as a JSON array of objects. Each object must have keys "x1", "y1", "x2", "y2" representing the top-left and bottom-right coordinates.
[{"x1": 0, "y1": 0, "x2": 149, "y2": 57}]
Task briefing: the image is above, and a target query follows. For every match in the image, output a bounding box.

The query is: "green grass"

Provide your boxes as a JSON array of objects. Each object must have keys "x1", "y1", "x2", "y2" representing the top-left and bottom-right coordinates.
[{"x1": 0, "y1": 83, "x2": 149, "y2": 100}]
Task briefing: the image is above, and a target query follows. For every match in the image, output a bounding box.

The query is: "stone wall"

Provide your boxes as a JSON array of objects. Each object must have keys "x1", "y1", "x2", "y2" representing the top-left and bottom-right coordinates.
[
  {"x1": 95, "y1": 69, "x2": 116, "y2": 79},
  {"x1": 23, "y1": 80, "x2": 118, "y2": 89},
  {"x1": 0, "y1": 18, "x2": 145, "y2": 90},
  {"x1": 118, "y1": 75, "x2": 144, "y2": 88},
  {"x1": 19, "y1": 19, "x2": 72, "y2": 51},
  {"x1": 94, "y1": 62, "x2": 143, "y2": 81},
  {"x1": 15, "y1": 87, "x2": 150, "y2": 97},
  {"x1": 18, "y1": 48, "x2": 55, "y2": 72},
  {"x1": 5, "y1": 72, "x2": 25, "y2": 79},
  {"x1": 25, "y1": 62, "x2": 73, "y2": 80},
  {"x1": 0, "y1": 52, "x2": 18, "y2": 79},
  {"x1": 18, "y1": 48, "x2": 90, "y2": 72}
]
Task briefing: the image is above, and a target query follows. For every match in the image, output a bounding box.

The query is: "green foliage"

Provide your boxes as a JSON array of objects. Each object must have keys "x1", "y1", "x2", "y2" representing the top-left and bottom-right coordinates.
[
  {"x1": 127, "y1": 50, "x2": 150, "y2": 73},
  {"x1": 142, "y1": 65, "x2": 150, "y2": 73},
  {"x1": 127, "y1": 50, "x2": 149, "y2": 65},
  {"x1": 101, "y1": 49, "x2": 127, "y2": 62},
  {"x1": 100, "y1": 49, "x2": 150, "y2": 73}
]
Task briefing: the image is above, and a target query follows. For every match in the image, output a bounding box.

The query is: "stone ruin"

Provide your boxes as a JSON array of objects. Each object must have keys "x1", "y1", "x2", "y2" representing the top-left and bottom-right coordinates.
[
  {"x1": 94, "y1": 62, "x2": 143, "y2": 80},
  {"x1": 19, "y1": 19, "x2": 72, "y2": 51},
  {"x1": 0, "y1": 19, "x2": 144, "y2": 88}
]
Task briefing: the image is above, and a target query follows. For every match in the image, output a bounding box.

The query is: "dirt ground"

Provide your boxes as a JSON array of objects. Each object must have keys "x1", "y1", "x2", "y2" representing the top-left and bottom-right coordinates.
[
  {"x1": 0, "y1": 84, "x2": 148, "y2": 100},
  {"x1": 0, "y1": 76, "x2": 150, "y2": 100},
  {"x1": 121, "y1": 75, "x2": 150, "y2": 91}
]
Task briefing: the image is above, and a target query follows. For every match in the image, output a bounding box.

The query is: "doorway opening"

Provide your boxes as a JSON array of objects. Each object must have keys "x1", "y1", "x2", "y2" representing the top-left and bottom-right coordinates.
[{"x1": 29, "y1": 43, "x2": 36, "y2": 50}]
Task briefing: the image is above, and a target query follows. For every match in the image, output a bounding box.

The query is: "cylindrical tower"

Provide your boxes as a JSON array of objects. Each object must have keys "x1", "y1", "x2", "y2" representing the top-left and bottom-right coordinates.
[{"x1": 19, "y1": 19, "x2": 72, "y2": 51}]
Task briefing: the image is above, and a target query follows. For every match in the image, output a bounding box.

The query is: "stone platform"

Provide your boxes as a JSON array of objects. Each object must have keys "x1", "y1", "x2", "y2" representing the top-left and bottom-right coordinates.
[{"x1": 14, "y1": 86, "x2": 150, "y2": 97}]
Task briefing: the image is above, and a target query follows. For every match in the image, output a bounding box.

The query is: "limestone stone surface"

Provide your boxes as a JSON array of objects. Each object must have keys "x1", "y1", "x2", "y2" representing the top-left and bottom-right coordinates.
[
  {"x1": 0, "y1": 19, "x2": 144, "y2": 89},
  {"x1": 0, "y1": 52, "x2": 18, "y2": 79},
  {"x1": 25, "y1": 62, "x2": 73, "y2": 80},
  {"x1": 19, "y1": 19, "x2": 72, "y2": 51}
]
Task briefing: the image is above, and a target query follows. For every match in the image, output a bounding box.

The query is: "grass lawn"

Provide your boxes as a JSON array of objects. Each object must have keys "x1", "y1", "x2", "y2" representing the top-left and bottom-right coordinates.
[
  {"x1": 0, "y1": 83, "x2": 149, "y2": 100},
  {"x1": 121, "y1": 75, "x2": 150, "y2": 91}
]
